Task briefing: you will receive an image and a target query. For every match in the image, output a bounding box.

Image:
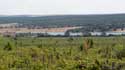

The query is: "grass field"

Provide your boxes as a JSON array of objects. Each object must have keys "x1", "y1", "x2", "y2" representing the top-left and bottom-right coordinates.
[{"x1": 0, "y1": 36, "x2": 125, "y2": 70}]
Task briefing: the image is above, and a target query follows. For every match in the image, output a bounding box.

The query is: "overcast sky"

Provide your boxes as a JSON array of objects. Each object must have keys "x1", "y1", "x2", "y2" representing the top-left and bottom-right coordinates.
[{"x1": 0, "y1": 0, "x2": 125, "y2": 15}]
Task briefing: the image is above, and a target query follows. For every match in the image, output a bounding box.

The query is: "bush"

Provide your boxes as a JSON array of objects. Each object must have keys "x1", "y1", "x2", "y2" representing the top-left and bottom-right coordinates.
[
  {"x1": 3, "y1": 42, "x2": 13, "y2": 51},
  {"x1": 116, "y1": 48, "x2": 125, "y2": 59}
]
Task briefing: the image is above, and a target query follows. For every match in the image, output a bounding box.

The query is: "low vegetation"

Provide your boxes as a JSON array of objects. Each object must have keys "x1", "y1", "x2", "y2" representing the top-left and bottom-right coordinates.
[{"x1": 0, "y1": 36, "x2": 124, "y2": 70}]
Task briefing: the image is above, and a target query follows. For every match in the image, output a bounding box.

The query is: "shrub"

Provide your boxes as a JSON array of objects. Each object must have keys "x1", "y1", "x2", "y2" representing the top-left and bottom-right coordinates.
[
  {"x1": 83, "y1": 39, "x2": 94, "y2": 54},
  {"x1": 79, "y1": 44, "x2": 84, "y2": 51},
  {"x1": 116, "y1": 48, "x2": 125, "y2": 59},
  {"x1": 3, "y1": 42, "x2": 13, "y2": 51}
]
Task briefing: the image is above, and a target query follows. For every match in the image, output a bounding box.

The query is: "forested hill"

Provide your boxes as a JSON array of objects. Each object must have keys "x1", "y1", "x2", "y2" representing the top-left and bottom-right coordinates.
[{"x1": 0, "y1": 14, "x2": 125, "y2": 31}]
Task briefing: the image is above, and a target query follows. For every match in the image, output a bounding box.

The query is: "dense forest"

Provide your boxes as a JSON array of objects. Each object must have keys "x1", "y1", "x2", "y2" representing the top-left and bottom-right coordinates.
[{"x1": 0, "y1": 14, "x2": 125, "y2": 32}]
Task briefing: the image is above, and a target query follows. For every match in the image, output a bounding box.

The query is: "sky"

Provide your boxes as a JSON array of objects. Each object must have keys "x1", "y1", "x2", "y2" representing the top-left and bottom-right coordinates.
[{"x1": 0, "y1": 0, "x2": 125, "y2": 15}]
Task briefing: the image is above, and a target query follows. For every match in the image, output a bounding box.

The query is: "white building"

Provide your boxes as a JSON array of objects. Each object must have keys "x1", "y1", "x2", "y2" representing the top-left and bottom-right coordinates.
[
  {"x1": 69, "y1": 32, "x2": 83, "y2": 36},
  {"x1": 0, "y1": 23, "x2": 18, "y2": 28},
  {"x1": 90, "y1": 32, "x2": 102, "y2": 36},
  {"x1": 105, "y1": 28, "x2": 125, "y2": 36},
  {"x1": 105, "y1": 31, "x2": 125, "y2": 36}
]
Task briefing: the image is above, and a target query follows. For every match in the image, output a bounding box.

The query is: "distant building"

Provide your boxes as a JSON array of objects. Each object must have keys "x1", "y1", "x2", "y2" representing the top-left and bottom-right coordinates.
[
  {"x1": 90, "y1": 28, "x2": 125, "y2": 36},
  {"x1": 0, "y1": 26, "x2": 81, "y2": 37},
  {"x1": 69, "y1": 32, "x2": 83, "y2": 36},
  {"x1": 47, "y1": 32, "x2": 65, "y2": 36},
  {"x1": 90, "y1": 32, "x2": 102, "y2": 36},
  {"x1": 105, "y1": 31, "x2": 125, "y2": 36},
  {"x1": 105, "y1": 28, "x2": 125, "y2": 36},
  {"x1": 0, "y1": 23, "x2": 18, "y2": 28}
]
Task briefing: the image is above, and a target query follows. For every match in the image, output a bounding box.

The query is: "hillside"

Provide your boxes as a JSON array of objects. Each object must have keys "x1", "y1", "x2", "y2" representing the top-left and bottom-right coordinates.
[{"x1": 0, "y1": 14, "x2": 125, "y2": 32}]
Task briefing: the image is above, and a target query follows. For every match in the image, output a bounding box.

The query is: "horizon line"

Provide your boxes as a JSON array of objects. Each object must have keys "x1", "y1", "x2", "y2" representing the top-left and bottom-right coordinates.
[{"x1": 0, "y1": 13, "x2": 125, "y2": 16}]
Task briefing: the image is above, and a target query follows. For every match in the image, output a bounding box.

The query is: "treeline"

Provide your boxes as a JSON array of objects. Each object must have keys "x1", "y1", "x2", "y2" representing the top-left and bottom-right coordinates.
[{"x1": 0, "y1": 14, "x2": 125, "y2": 32}]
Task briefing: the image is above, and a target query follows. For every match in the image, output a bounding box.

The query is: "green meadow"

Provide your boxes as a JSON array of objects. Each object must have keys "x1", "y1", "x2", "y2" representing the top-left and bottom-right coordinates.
[{"x1": 0, "y1": 36, "x2": 125, "y2": 70}]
